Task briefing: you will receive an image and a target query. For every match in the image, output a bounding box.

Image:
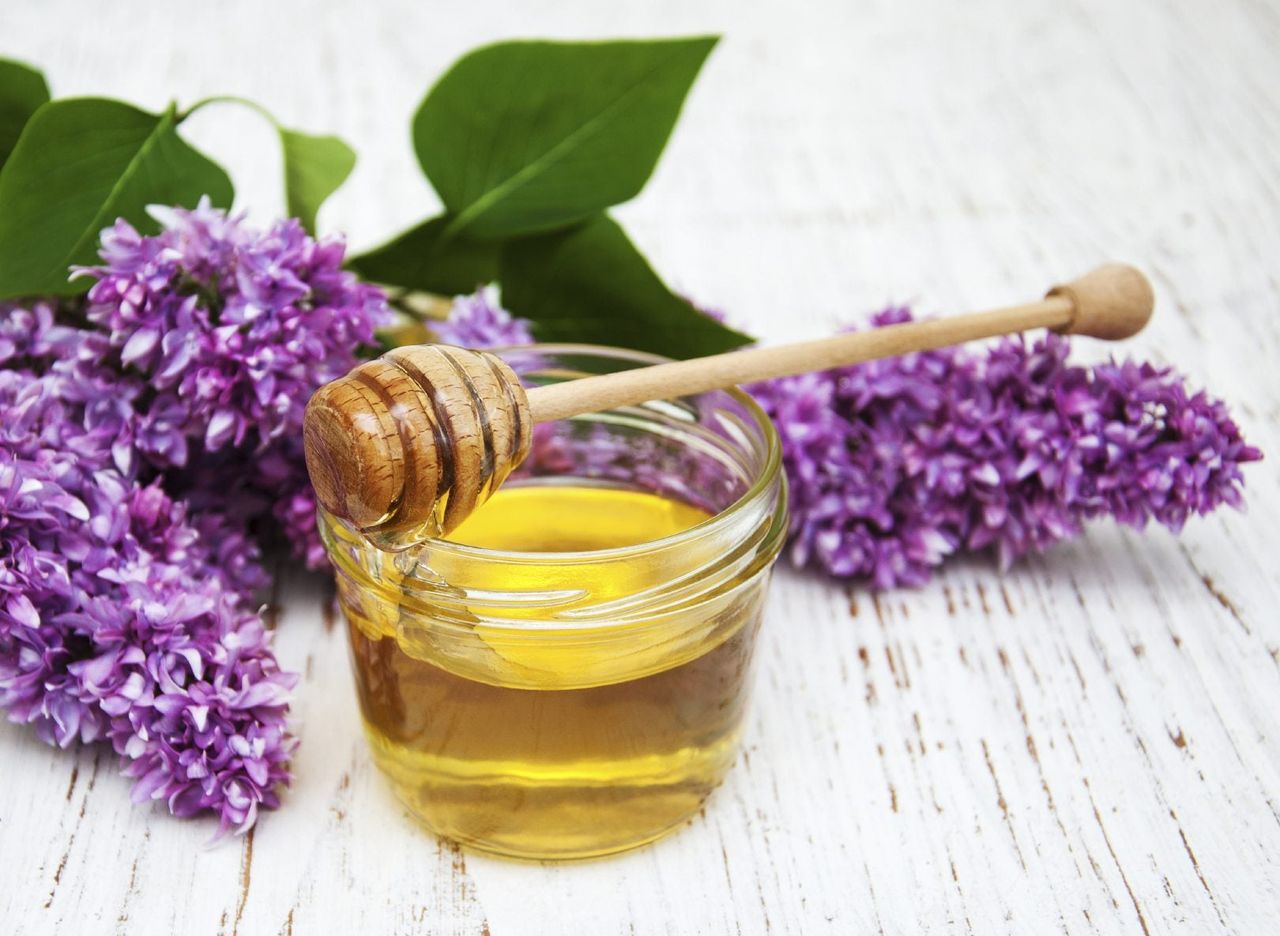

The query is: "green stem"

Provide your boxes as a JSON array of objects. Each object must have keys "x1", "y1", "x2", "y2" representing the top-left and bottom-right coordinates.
[
  {"x1": 386, "y1": 293, "x2": 417, "y2": 316},
  {"x1": 178, "y1": 95, "x2": 281, "y2": 128}
]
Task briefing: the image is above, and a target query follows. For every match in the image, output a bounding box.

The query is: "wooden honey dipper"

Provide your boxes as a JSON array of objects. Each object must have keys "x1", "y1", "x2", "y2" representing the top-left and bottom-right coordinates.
[{"x1": 304, "y1": 263, "x2": 1154, "y2": 546}]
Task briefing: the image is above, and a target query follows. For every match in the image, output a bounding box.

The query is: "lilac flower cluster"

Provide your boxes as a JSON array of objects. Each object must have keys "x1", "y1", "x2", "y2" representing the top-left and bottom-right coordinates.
[
  {"x1": 749, "y1": 309, "x2": 1261, "y2": 588},
  {"x1": 0, "y1": 305, "x2": 293, "y2": 836},
  {"x1": 1, "y1": 202, "x2": 389, "y2": 833},
  {"x1": 432, "y1": 287, "x2": 533, "y2": 348},
  {"x1": 77, "y1": 200, "x2": 389, "y2": 569}
]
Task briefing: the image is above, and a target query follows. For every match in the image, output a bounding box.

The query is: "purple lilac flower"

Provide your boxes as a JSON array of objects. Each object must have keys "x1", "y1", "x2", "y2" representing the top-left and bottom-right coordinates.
[
  {"x1": 749, "y1": 308, "x2": 1261, "y2": 588},
  {"x1": 434, "y1": 288, "x2": 534, "y2": 348},
  {"x1": 75, "y1": 199, "x2": 391, "y2": 566},
  {"x1": 0, "y1": 303, "x2": 294, "y2": 836}
]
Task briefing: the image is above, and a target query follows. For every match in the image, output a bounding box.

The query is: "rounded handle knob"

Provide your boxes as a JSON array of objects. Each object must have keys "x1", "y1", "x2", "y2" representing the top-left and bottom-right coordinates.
[{"x1": 1048, "y1": 263, "x2": 1154, "y2": 340}]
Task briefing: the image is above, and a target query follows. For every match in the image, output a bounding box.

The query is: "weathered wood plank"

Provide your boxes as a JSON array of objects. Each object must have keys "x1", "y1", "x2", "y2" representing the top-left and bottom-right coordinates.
[{"x1": 1, "y1": 0, "x2": 1278, "y2": 932}]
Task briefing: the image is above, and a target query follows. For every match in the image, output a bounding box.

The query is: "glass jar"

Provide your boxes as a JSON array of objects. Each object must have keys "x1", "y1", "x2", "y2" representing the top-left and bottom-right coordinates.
[{"x1": 319, "y1": 345, "x2": 787, "y2": 860}]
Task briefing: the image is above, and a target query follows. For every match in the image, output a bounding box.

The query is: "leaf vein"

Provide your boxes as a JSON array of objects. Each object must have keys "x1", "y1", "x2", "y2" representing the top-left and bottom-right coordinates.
[
  {"x1": 447, "y1": 46, "x2": 690, "y2": 236},
  {"x1": 60, "y1": 110, "x2": 174, "y2": 274}
]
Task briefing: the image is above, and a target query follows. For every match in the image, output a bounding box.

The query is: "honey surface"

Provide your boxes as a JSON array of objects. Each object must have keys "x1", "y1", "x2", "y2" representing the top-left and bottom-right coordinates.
[
  {"x1": 447, "y1": 483, "x2": 710, "y2": 552},
  {"x1": 342, "y1": 484, "x2": 765, "y2": 859}
]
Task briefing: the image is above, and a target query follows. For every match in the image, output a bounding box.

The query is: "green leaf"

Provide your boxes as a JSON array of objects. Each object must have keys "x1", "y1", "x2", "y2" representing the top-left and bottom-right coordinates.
[
  {"x1": 0, "y1": 58, "x2": 51, "y2": 168},
  {"x1": 347, "y1": 215, "x2": 499, "y2": 295},
  {"x1": 500, "y1": 214, "x2": 753, "y2": 359},
  {"x1": 179, "y1": 96, "x2": 354, "y2": 234},
  {"x1": 415, "y1": 36, "x2": 717, "y2": 240},
  {"x1": 279, "y1": 127, "x2": 355, "y2": 233},
  {"x1": 0, "y1": 98, "x2": 233, "y2": 299}
]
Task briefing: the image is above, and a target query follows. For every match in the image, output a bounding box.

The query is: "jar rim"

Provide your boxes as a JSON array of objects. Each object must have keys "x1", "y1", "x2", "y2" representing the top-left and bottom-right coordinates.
[{"x1": 399, "y1": 341, "x2": 784, "y2": 564}]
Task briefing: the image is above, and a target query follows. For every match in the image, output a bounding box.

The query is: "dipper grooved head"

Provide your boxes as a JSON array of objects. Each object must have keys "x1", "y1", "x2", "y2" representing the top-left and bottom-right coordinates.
[{"x1": 303, "y1": 345, "x2": 531, "y2": 546}]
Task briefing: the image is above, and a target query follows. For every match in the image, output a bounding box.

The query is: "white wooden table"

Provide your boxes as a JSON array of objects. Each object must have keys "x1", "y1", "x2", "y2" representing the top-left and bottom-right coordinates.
[{"x1": 3, "y1": 1, "x2": 1278, "y2": 932}]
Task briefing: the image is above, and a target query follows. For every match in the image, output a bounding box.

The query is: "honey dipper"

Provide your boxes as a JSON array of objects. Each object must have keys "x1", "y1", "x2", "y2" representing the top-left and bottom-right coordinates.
[{"x1": 304, "y1": 263, "x2": 1154, "y2": 546}]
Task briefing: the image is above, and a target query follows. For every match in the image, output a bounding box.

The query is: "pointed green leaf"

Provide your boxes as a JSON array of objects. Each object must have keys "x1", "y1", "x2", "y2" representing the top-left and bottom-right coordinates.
[
  {"x1": 0, "y1": 58, "x2": 50, "y2": 168},
  {"x1": 348, "y1": 215, "x2": 500, "y2": 295},
  {"x1": 280, "y1": 128, "x2": 355, "y2": 233},
  {"x1": 500, "y1": 214, "x2": 753, "y2": 359},
  {"x1": 0, "y1": 98, "x2": 232, "y2": 299},
  {"x1": 415, "y1": 36, "x2": 717, "y2": 240}
]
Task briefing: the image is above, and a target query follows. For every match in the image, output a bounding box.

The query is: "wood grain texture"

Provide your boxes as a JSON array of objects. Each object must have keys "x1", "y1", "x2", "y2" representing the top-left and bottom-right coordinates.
[{"x1": 1, "y1": 0, "x2": 1278, "y2": 933}]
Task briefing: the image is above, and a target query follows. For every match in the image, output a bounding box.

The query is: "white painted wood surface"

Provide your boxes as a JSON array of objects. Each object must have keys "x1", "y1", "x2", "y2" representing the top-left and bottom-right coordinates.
[{"x1": 2, "y1": 0, "x2": 1278, "y2": 932}]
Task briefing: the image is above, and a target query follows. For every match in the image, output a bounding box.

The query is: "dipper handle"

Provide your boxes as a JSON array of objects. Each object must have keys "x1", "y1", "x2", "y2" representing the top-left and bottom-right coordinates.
[
  {"x1": 303, "y1": 263, "x2": 1153, "y2": 546},
  {"x1": 526, "y1": 263, "x2": 1153, "y2": 423}
]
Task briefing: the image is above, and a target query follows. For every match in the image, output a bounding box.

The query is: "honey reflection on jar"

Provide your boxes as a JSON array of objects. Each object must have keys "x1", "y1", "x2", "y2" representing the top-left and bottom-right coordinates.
[{"x1": 340, "y1": 484, "x2": 770, "y2": 860}]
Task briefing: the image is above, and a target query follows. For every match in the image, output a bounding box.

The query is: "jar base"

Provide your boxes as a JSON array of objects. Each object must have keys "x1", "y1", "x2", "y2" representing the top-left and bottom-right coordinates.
[
  {"x1": 366, "y1": 726, "x2": 736, "y2": 861},
  {"x1": 407, "y1": 796, "x2": 713, "y2": 862}
]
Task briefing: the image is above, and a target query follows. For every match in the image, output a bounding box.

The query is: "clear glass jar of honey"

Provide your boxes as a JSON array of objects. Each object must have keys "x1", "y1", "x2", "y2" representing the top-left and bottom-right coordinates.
[{"x1": 319, "y1": 345, "x2": 787, "y2": 859}]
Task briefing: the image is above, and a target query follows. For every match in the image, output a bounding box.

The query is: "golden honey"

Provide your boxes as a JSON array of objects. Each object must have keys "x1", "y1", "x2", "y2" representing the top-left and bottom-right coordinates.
[
  {"x1": 342, "y1": 485, "x2": 763, "y2": 858},
  {"x1": 320, "y1": 345, "x2": 787, "y2": 859}
]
